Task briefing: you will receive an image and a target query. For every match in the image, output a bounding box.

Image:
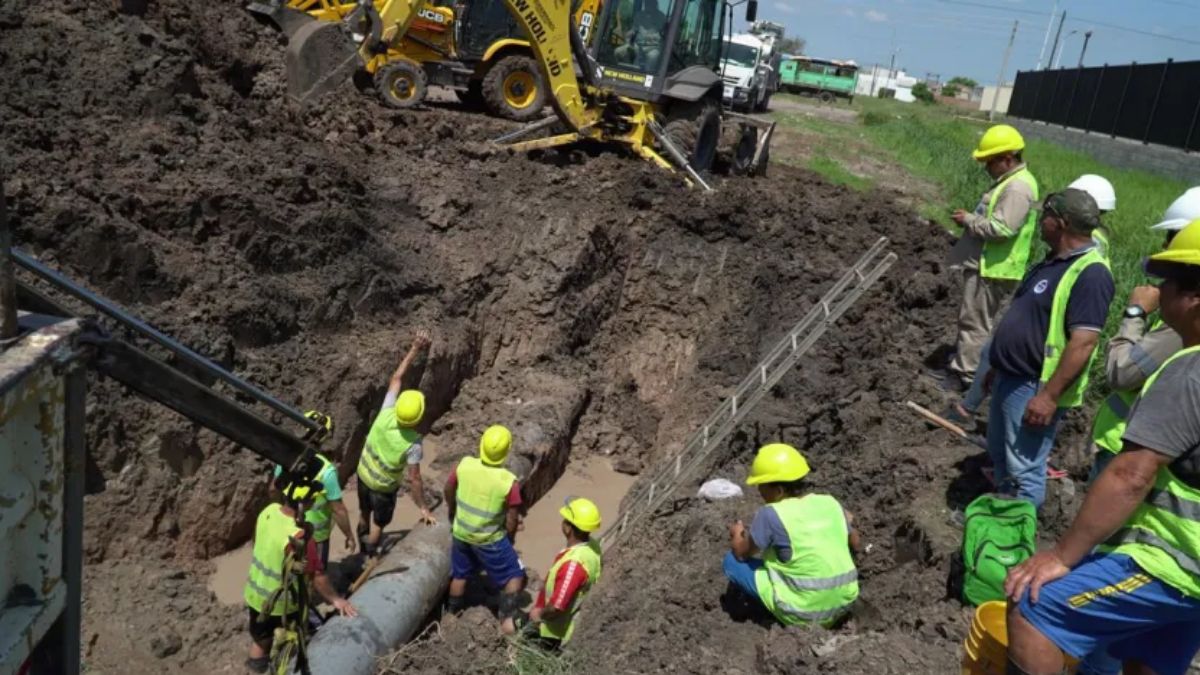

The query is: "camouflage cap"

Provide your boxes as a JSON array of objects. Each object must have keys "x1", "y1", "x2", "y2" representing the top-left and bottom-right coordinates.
[{"x1": 1039, "y1": 187, "x2": 1102, "y2": 232}]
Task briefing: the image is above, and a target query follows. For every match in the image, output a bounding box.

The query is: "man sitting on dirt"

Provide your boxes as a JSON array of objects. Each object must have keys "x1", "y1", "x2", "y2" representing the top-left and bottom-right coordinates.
[
  {"x1": 244, "y1": 473, "x2": 357, "y2": 673},
  {"x1": 982, "y1": 188, "x2": 1114, "y2": 509},
  {"x1": 528, "y1": 497, "x2": 603, "y2": 650},
  {"x1": 355, "y1": 330, "x2": 435, "y2": 557},
  {"x1": 444, "y1": 424, "x2": 526, "y2": 635},
  {"x1": 1004, "y1": 218, "x2": 1200, "y2": 675},
  {"x1": 936, "y1": 124, "x2": 1039, "y2": 393},
  {"x1": 724, "y1": 443, "x2": 860, "y2": 626}
]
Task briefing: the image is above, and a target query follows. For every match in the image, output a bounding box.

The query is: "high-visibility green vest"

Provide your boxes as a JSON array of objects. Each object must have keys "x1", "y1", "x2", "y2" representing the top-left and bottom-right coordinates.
[
  {"x1": 752, "y1": 495, "x2": 858, "y2": 626},
  {"x1": 980, "y1": 168, "x2": 1040, "y2": 281},
  {"x1": 357, "y1": 409, "x2": 421, "y2": 493},
  {"x1": 1102, "y1": 345, "x2": 1200, "y2": 599},
  {"x1": 244, "y1": 503, "x2": 303, "y2": 616},
  {"x1": 275, "y1": 454, "x2": 336, "y2": 542},
  {"x1": 452, "y1": 456, "x2": 516, "y2": 545},
  {"x1": 1039, "y1": 248, "x2": 1111, "y2": 408},
  {"x1": 538, "y1": 540, "x2": 603, "y2": 643},
  {"x1": 1091, "y1": 317, "x2": 1169, "y2": 455}
]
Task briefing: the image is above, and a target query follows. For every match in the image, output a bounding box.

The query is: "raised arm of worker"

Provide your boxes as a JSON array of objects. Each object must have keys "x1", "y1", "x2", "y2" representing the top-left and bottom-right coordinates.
[
  {"x1": 384, "y1": 330, "x2": 436, "y2": 525},
  {"x1": 1005, "y1": 355, "x2": 1200, "y2": 602},
  {"x1": 1105, "y1": 285, "x2": 1182, "y2": 390},
  {"x1": 1025, "y1": 266, "x2": 1115, "y2": 426},
  {"x1": 387, "y1": 329, "x2": 431, "y2": 398},
  {"x1": 953, "y1": 176, "x2": 1035, "y2": 241}
]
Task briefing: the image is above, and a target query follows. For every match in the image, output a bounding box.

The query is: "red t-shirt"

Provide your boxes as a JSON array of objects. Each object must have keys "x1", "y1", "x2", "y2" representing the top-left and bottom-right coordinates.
[
  {"x1": 279, "y1": 506, "x2": 324, "y2": 575},
  {"x1": 533, "y1": 548, "x2": 590, "y2": 611},
  {"x1": 445, "y1": 468, "x2": 523, "y2": 506}
]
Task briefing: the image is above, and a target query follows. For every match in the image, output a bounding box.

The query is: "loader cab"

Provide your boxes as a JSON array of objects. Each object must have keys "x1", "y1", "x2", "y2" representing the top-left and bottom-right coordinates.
[{"x1": 591, "y1": 0, "x2": 731, "y2": 103}]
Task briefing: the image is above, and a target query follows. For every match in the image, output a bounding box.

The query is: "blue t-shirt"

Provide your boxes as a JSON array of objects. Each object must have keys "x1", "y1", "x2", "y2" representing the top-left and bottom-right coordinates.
[{"x1": 989, "y1": 245, "x2": 1115, "y2": 381}]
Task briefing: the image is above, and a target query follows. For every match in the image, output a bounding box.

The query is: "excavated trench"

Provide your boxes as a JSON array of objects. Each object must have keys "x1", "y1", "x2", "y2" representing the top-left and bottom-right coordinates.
[{"x1": 0, "y1": 2, "x2": 1102, "y2": 674}]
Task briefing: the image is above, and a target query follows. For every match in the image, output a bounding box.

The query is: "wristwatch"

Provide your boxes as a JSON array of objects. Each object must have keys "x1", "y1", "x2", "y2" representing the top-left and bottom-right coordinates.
[{"x1": 1124, "y1": 305, "x2": 1147, "y2": 319}]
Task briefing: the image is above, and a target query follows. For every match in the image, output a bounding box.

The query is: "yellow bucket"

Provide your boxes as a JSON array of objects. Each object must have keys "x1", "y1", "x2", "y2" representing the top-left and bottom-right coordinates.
[{"x1": 962, "y1": 601, "x2": 1078, "y2": 675}]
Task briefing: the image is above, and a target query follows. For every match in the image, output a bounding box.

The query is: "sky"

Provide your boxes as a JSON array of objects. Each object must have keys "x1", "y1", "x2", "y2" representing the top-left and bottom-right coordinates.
[{"x1": 740, "y1": 0, "x2": 1200, "y2": 85}]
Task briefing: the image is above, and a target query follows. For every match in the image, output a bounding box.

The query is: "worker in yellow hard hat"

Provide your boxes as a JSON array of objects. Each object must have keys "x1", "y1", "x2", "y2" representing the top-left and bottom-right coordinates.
[
  {"x1": 355, "y1": 329, "x2": 434, "y2": 558},
  {"x1": 937, "y1": 124, "x2": 1039, "y2": 393},
  {"x1": 444, "y1": 424, "x2": 527, "y2": 634},
  {"x1": 244, "y1": 472, "x2": 357, "y2": 673},
  {"x1": 270, "y1": 411, "x2": 355, "y2": 567},
  {"x1": 724, "y1": 443, "x2": 860, "y2": 627},
  {"x1": 1005, "y1": 218, "x2": 1200, "y2": 675},
  {"x1": 529, "y1": 496, "x2": 603, "y2": 650}
]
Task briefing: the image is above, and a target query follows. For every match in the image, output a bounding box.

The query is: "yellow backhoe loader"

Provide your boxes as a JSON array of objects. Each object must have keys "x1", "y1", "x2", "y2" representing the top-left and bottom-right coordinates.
[
  {"x1": 250, "y1": 0, "x2": 602, "y2": 121},
  {"x1": 276, "y1": 0, "x2": 774, "y2": 187}
]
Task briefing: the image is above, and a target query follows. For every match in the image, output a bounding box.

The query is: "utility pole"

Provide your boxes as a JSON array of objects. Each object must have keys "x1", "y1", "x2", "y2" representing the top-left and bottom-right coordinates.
[
  {"x1": 990, "y1": 20, "x2": 1019, "y2": 121},
  {"x1": 0, "y1": 171, "x2": 17, "y2": 343},
  {"x1": 1036, "y1": 0, "x2": 1060, "y2": 70},
  {"x1": 1047, "y1": 10, "x2": 1067, "y2": 70},
  {"x1": 1078, "y1": 30, "x2": 1093, "y2": 67}
]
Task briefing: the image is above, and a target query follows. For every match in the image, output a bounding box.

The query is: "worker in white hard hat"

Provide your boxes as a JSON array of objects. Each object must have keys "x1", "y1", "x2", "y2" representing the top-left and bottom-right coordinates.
[
  {"x1": 1069, "y1": 174, "x2": 1118, "y2": 254},
  {"x1": 938, "y1": 125, "x2": 1040, "y2": 393}
]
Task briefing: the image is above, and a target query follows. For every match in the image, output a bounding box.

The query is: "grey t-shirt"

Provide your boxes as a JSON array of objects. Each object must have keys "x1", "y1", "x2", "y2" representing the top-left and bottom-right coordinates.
[
  {"x1": 1123, "y1": 350, "x2": 1200, "y2": 486},
  {"x1": 371, "y1": 390, "x2": 423, "y2": 465},
  {"x1": 749, "y1": 499, "x2": 850, "y2": 563}
]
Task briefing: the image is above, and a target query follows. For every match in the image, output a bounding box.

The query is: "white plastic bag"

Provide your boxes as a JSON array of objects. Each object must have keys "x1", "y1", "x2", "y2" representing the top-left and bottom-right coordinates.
[{"x1": 697, "y1": 478, "x2": 743, "y2": 501}]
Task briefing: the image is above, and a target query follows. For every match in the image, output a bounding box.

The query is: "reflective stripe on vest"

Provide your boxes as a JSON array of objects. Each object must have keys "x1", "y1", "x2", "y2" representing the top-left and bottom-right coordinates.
[
  {"x1": 752, "y1": 495, "x2": 859, "y2": 626},
  {"x1": 306, "y1": 455, "x2": 335, "y2": 542},
  {"x1": 979, "y1": 168, "x2": 1040, "y2": 281},
  {"x1": 1130, "y1": 344, "x2": 1161, "y2": 377},
  {"x1": 1089, "y1": 317, "x2": 1174, "y2": 455},
  {"x1": 1040, "y1": 248, "x2": 1110, "y2": 408},
  {"x1": 357, "y1": 409, "x2": 419, "y2": 493},
  {"x1": 1103, "y1": 345, "x2": 1200, "y2": 598},
  {"x1": 451, "y1": 456, "x2": 516, "y2": 545},
  {"x1": 538, "y1": 541, "x2": 603, "y2": 643},
  {"x1": 243, "y1": 504, "x2": 303, "y2": 616}
]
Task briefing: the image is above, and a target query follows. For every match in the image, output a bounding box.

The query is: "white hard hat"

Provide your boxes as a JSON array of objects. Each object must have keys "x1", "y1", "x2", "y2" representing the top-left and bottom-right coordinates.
[
  {"x1": 1068, "y1": 174, "x2": 1116, "y2": 211},
  {"x1": 1152, "y1": 186, "x2": 1200, "y2": 231}
]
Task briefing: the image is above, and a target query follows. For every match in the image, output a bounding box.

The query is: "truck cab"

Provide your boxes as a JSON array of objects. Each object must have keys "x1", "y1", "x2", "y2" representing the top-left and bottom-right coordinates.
[{"x1": 720, "y1": 33, "x2": 766, "y2": 112}]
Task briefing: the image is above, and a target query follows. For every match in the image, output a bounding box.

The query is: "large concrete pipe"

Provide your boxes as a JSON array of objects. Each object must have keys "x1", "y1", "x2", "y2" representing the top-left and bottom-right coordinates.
[{"x1": 305, "y1": 508, "x2": 450, "y2": 674}]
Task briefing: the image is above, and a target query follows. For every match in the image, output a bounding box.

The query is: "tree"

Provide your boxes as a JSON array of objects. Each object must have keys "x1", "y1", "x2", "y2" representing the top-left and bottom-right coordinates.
[
  {"x1": 912, "y1": 81, "x2": 935, "y2": 104},
  {"x1": 942, "y1": 83, "x2": 962, "y2": 97},
  {"x1": 778, "y1": 36, "x2": 805, "y2": 55},
  {"x1": 947, "y1": 76, "x2": 977, "y2": 89}
]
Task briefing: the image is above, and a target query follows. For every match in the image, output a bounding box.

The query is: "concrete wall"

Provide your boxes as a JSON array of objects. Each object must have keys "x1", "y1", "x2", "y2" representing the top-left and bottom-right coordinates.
[
  {"x1": 1008, "y1": 119, "x2": 1200, "y2": 183},
  {"x1": 980, "y1": 85, "x2": 1012, "y2": 114}
]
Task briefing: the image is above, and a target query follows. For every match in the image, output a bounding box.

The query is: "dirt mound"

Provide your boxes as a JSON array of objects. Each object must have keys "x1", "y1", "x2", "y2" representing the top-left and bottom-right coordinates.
[{"x1": 1, "y1": 2, "x2": 1084, "y2": 674}]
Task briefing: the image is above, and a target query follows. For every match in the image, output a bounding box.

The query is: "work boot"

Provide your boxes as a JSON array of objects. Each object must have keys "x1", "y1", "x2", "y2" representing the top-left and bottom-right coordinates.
[
  {"x1": 245, "y1": 657, "x2": 269, "y2": 673},
  {"x1": 445, "y1": 595, "x2": 466, "y2": 615}
]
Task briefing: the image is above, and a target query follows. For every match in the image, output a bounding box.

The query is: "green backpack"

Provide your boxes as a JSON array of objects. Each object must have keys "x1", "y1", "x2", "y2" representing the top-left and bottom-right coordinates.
[{"x1": 961, "y1": 494, "x2": 1037, "y2": 606}]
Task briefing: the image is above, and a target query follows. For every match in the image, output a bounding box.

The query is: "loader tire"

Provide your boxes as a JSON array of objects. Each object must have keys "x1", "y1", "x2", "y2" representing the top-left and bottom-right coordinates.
[
  {"x1": 662, "y1": 100, "x2": 720, "y2": 174},
  {"x1": 375, "y1": 59, "x2": 427, "y2": 109},
  {"x1": 482, "y1": 55, "x2": 546, "y2": 121}
]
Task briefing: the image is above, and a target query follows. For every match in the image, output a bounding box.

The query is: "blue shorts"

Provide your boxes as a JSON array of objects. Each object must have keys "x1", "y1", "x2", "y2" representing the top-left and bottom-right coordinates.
[
  {"x1": 451, "y1": 537, "x2": 526, "y2": 586},
  {"x1": 1019, "y1": 553, "x2": 1200, "y2": 674},
  {"x1": 723, "y1": 551, "x2": 763, "y2": 598}
]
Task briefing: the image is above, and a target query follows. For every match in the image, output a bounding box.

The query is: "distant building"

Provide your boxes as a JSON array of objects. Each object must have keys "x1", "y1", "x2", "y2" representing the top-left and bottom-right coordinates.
[
  {"x1": 980, "y1": 84, "x2": 1013, "y2": 114},
  {"x1": 855, "y1": 64, "x2": 918, "y2": 103}
]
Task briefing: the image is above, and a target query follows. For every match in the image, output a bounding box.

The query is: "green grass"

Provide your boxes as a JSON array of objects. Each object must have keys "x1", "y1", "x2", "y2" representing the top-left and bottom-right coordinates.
[
  {"x1": 511, "y1": 637, "x2": 574, "y2": 675},
  {"x1": 807, "y1": 155, "x2": 873, "y2": 190},
  {"x1": 769, "y1": 94, "x2": 1190, "y2": 395}
]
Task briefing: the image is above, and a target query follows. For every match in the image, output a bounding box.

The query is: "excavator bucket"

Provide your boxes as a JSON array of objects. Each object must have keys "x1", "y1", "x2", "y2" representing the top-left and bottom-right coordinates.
[
  {"x1": 284, "y1": 19, "x2": 361, "y2": 104},
  {"x1": 246, "y1": 1, "x2": 317, "y2": 39}
]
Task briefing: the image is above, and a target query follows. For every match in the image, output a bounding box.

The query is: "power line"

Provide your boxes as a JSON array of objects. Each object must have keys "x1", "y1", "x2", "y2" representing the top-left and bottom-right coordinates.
[
  {"x1": 1069, "y1": 15, "x2": 1200, "y2": 47},
  {"x1": 930, "y1": 0, "x2": 1049, "y2": 18}
]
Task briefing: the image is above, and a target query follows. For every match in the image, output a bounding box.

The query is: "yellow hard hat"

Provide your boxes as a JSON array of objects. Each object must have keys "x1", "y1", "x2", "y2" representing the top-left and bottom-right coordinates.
[
  {"x1": 1149, "y1": 218, "x2": 1200, "y2": 268},
  {"x1": 746, "y1": 443, "x2": 810, "y2": 485},
  {"x1": 560, "y1": 496, "x2": 602, "y2": 533},
  {"x1": 972, "y1": 124, "x2": 1025, "y2": 160},
  {"x1": 394, "y1": 390, "x2": 425, "y2": 428},
  {"x1": 479, "y1": 424, "x2": 512, "y2": 466}
]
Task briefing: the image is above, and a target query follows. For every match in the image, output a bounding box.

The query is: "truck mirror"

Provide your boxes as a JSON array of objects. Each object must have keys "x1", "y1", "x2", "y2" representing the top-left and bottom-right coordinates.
[{"x1": 745, "y1": 0, "x2": 757, "y2": 23}]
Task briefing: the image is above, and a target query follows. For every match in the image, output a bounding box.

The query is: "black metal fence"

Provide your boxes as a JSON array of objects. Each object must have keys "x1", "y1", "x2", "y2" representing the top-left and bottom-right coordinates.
[{"x1": 1007, "y1": 59, "x2": 1200, "y2": 152}]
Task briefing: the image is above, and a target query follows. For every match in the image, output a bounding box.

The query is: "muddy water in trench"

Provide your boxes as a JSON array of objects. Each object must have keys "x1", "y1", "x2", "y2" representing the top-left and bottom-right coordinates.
[{"x1": 208, "y1": 448, "x2": 634, "y2": 604}]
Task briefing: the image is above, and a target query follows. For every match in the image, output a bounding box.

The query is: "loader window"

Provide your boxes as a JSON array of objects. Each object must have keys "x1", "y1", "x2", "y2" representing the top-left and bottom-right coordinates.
[
  {"x1": 669, "y1": 0, "x2": 722, "y2": 72},
  {"x1": 603, "y1": 0, "x2": 673, "y2": 74}
]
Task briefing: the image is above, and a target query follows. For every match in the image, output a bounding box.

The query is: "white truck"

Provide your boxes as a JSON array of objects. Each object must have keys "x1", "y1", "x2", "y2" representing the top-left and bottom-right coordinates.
[
  {"x1": 721, "y1": 33, "x2": 769, "y2": 112},
  {"x1": 749, "y1": 20, "x2": 784, "y2": 96}
]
